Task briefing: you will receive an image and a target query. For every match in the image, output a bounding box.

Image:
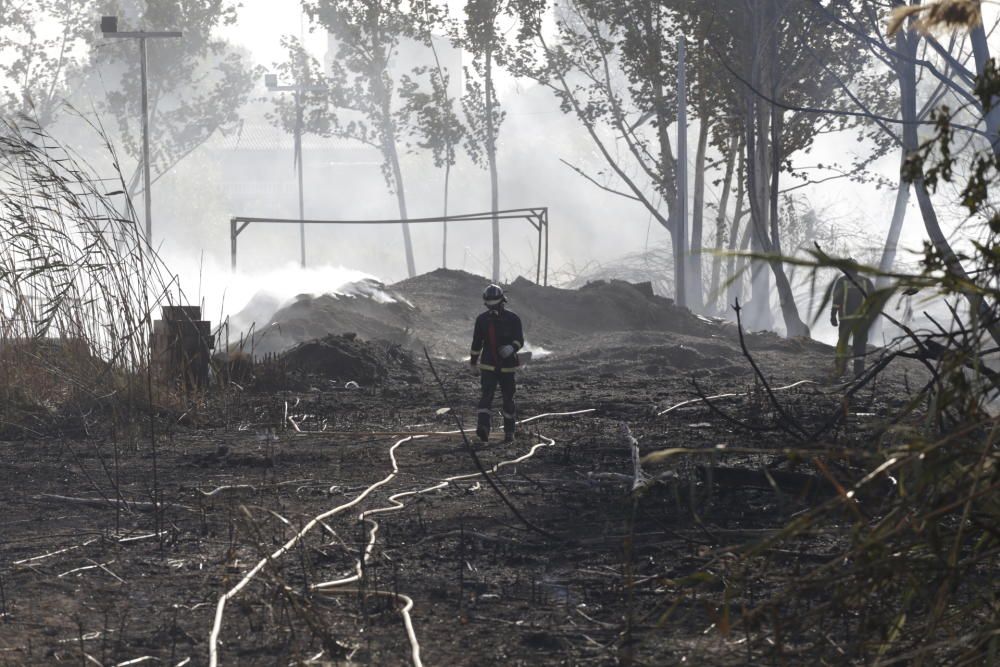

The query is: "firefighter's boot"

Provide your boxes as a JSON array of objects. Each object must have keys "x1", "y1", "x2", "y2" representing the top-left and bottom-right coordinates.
[
  {"x1": 503, "y1": 413, "x2": 516, "y2": 444},
  {"x1": 476, "y1": 409, "x2": 491, "y2": 443}
]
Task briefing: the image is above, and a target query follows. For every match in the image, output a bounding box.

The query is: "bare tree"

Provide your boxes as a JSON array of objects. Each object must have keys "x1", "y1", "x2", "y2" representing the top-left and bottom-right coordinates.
[
  {"x1": 398, "y1": 26, "x2": 465, "y2": 267},
  {"x1": 821, "y1": 0, "x2": 1000, "y2": 343},
  {"x1": 300, "y1": 0, "x2": 447, "y2": 278},
  {"x1": 524, "y1": 0, "x2": 687, "y2": 303},
  {"x1": 460, "y1": 0, "x2": 541, "y2": 281}
]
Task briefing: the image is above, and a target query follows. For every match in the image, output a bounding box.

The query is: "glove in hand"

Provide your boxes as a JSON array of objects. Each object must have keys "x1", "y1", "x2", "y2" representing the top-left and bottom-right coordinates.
[{"x1": 830, "y1": 312, "x2": 838, "y2": 327}]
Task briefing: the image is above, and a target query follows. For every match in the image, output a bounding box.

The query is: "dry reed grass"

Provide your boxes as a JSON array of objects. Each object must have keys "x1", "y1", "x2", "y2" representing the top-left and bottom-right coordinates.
[{"x1": 0, "y1": 113, "x2": 178, "y2": 436}]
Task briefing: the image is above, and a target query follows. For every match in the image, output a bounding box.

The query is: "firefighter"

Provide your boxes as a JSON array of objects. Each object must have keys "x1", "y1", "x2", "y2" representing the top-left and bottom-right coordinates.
[
  {"x1": 470, "y1": 284, "x2": 524, "y2": 443},
  {"x1": 830, "y1": 262, "x2": 875, "y2": 378}
]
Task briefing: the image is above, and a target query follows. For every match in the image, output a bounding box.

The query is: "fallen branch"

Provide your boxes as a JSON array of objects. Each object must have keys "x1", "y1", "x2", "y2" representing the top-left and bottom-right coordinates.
[
  {"x1": 32, "y1": 494, "x2": 190, "y2": 513},
  {"x1": 622, "y1": 424, "x2": 651, "y2": 492},
  {"x1": 32, "y1": 494, "x2": 148, "y2": 512},
  {"x1": 13, "y1": 538, "x2": 98, "y2": 565},
  {"x1": 658, "y1": 380, "x2": 816, "y2": 417}
]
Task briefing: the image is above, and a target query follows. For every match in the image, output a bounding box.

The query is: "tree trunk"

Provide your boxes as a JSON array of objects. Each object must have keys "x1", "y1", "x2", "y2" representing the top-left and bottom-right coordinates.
[
  {"x1": 730, "y1": 215, "x2": 753, "y2": 312},
  {"x1": 386, "y1": 135, "x2": 416, "y2": 277},
  {"x1": 741, "y1": 0, "x2": 808, "y2": 336},
  {"x1": 898, "y1": 12, "x2": 1000, "y2": 345},
  {"x1": 875, "y1": 177, "x2": 910, "y2": 290},
  {"x1": 709, "y1": 132, "x2": 739, "y2": 313},
  {"x1": 672, "y1": 35, "x2": 688, "y2": 307},
  {"x1": 485, "y1": 39, "x2": 500, "y2": 283},
  {"x1": 639, "y1": 2, "x2": 682, "y2": 306},
  {"x1": 745, "y1": 90, "x2": 773, "y2": 330},
  {"x1": 969, "y1": 19, "x2": 1000, "y2": 155},
  {"x1": 768, "y1": 106, "x2": 809, "y2": 337},
  {"x1": 690, "y1": 109, "x2": 709, "y2": 312},
  {"x1": 726, "y1": 149, "x2": 747, "y2": 311},
  {"x1": 372, "y1": 52, "x2": 416, "y2": 278},
  {"x1": 742, "y1": 2, "x2": 773, "y2": 331}
]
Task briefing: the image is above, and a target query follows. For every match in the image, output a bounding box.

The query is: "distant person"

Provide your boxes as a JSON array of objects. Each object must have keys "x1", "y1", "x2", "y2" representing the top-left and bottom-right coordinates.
[
  {"x1": 830, "y1": 262, "x2": 875, "y2": 378},
  {"x1": 470, "y1": 284, "x2": 524, "y2": 444}
]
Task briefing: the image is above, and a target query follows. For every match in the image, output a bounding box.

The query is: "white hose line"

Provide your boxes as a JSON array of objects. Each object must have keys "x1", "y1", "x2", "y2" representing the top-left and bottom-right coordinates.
[
  {"x1": 315, "y1": 432, "x2": 561, "y2": 591},
  {"x1": 314, "y1": 587, "x2": 421, "y2": 667},
  {"x1": 208, "y1": 434, "x2": 419, "y2": 667},
  {"x1": 208, "y1": 408, "x2": 596, "y2": 666},
  {"x1": 656, "y1": 380, "x2": 817, "y2": 416},
  {"x1": 312, "y1": 430, "x2": 565, "y2": 667}
]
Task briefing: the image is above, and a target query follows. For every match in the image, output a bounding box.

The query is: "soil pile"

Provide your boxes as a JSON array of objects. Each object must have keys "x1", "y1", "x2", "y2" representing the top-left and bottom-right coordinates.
[
  {"x1": 247, "y1": 279, "x2": 417, "y2": 357},
  {"x1": 280, "y1": 333, "x2": 421, "y2": 386},
  {"x1": 244, "y1": 268, "x2": 810, "y2": 371},
  {"x1": 502, "y1": 276, "x2": 719, "y2": 342},
  {"x1": 388, "y1": 269, "x2": 723, "y2": 357}
]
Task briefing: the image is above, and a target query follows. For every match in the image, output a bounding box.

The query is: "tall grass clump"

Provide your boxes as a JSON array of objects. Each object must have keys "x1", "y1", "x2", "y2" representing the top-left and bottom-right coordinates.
[{"x1": 0, "y1": 114, "x2": 175, "y2": 437}]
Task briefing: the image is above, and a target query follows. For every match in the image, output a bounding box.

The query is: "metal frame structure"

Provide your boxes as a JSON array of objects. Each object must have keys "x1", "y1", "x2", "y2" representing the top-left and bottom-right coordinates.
[{"x1": 230, "y1": 208, "x2": 550, "y2": 285}]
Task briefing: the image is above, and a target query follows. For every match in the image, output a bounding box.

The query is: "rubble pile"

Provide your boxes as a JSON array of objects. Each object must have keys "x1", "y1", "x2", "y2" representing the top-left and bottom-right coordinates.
[{"x1": 279, "y1": 333, "x2": 421, "y2": 386}]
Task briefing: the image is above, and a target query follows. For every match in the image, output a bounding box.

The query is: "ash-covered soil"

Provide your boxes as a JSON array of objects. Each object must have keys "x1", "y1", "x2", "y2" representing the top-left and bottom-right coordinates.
[{"x1": 0, "y1": 270, "x2": 927, "y2": 665}]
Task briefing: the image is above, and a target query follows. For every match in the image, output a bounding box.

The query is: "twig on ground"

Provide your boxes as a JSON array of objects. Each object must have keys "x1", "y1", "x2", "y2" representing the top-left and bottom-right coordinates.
[{"x1": 732, "y1": 299, "x2": 809, "y2": 440}]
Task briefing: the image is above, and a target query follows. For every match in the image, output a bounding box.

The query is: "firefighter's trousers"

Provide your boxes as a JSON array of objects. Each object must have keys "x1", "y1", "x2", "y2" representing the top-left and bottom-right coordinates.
[
  {"x1": 477, "y1": 370, "x2": 516, "y2": 437},
  {"x1": 836, "y1": 318, "x2": 870, "y2": 378}
]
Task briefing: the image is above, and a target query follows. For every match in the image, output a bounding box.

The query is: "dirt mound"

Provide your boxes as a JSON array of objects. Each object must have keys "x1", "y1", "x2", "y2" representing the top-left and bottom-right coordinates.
[
  {"x1": 385, "y1": 269, "x2": 721, "y2": 357},
  {"x1": 388, "y1": 268, "x2": 493, "y2": 355},
  {"x1": 538, "y1": 330, "x2": 747, "y2": 379},
  {"x1": 247, "y1": 279, "x2": 417, "y2": 357},
  {"x1": 250, "y1": 268, "x2": 733, "y2": 360},
  {"x1": 279, "y1": 333, "x2": 420, "y2": 386},
  {"x1": 504, "y1": 276, "x2": 718, "y2": 343}
]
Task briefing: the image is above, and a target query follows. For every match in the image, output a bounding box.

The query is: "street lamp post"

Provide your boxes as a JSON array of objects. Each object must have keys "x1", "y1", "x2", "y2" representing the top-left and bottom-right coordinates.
[
  {"x1": 265, "y1": 73, "x2": 327, "y2": 268},
  {"x1": 101, "y1": 16, "x2": 182, "y2": 245}
]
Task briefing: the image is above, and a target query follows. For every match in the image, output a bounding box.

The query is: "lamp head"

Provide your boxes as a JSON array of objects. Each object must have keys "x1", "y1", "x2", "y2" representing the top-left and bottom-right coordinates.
[
  {"x1": 264, "y1": 73, "x2": 278, "y2": 89},
  {"x1": 100, "y1": 16, "x2": 118, "y2": 34}
]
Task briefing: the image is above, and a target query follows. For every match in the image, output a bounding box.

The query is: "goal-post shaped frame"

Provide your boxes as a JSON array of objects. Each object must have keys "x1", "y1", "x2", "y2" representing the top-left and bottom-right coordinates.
[{"x1": 229, "y1": 207, "x2": 550, "y2": 285}]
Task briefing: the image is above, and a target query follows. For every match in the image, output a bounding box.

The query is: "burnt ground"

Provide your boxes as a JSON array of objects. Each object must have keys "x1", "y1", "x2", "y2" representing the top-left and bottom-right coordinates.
[{"x1": 0, "y1": 271, "x2": 929, "y2": 666}]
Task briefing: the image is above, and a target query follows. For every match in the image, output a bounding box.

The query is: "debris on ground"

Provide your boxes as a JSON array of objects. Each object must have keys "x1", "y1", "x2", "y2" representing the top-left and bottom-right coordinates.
[{"x1": 279, "y1": 332, "x2": 421, "y2": 386}]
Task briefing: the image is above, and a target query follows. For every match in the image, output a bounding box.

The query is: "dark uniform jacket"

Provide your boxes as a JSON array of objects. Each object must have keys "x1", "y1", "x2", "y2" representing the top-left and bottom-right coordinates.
[
  {"x1": 832, "y1": 274, "x2": 875, "y2": 321},
  {"x1": 470, "y1": 309, "x2": 524, "y2": 372}
]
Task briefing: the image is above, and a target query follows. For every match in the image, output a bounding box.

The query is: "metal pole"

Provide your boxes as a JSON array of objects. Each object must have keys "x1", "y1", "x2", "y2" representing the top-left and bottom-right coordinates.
[
  {"x1": 230, "y1": 218, "x2": 238, "y2": 271},
  {"x1": 536, "y1": 212, "x2": 542, "y2": 285},
  {"x1": 543, "y1": 209, "x2": 549, "y2": 287},
  {"x1": 140, "y1": 37, "x2": 153, "y2": 244},
  {"x1": 295, "y1": 90, "x2": 306, "y2": 268}
]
